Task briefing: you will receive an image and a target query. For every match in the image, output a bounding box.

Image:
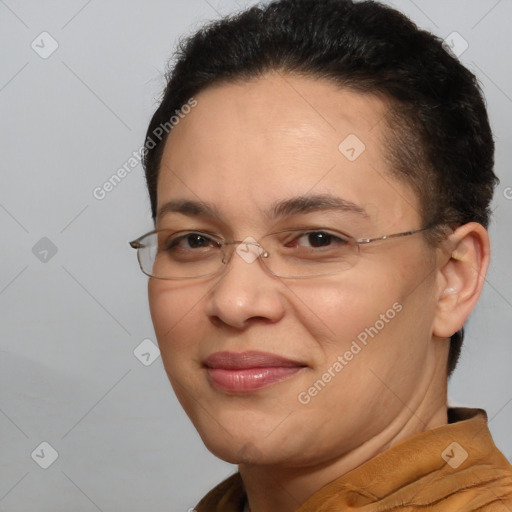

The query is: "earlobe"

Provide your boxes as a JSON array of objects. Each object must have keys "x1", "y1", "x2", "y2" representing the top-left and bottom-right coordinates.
[{"x1": 433, "y1": 222, "x2": 490, "y2": 339}]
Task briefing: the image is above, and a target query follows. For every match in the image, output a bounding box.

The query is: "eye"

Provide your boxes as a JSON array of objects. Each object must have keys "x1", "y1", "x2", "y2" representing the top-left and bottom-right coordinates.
[
  {"x1": 162, "y1": 232, "x2": 220, "y2": 251},
  {"x1": 287, "y1": 230, "x2": 350, "y2": 249},
  {"x1": 300, "y1": 232, "x2": 334, "y2": 248}
]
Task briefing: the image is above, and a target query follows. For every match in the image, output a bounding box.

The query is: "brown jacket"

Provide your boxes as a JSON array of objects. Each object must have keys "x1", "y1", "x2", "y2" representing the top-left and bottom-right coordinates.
[{"x1": 195, "y1": 408, "x2": 512, "y2": 511}]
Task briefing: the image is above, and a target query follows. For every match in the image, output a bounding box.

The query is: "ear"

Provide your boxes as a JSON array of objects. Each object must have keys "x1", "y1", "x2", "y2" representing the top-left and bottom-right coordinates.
[{"x1": 433, "y1": 222, "x2": 490, "y2": 338}]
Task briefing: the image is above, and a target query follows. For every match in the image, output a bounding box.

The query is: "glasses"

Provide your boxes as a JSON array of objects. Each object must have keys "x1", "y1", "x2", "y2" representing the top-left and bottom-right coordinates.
[{"x1": 129, "y1": 225, "x2": 436, "y2": 280}]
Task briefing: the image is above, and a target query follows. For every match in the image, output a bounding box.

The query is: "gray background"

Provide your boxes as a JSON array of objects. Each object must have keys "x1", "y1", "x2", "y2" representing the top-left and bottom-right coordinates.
[{"x1": 1, "y1": 0, "x2": 511, "y2": 511}]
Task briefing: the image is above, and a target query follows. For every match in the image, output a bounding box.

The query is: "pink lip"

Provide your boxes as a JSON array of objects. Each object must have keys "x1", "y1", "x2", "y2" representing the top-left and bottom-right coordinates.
[{"x1": 203, "y1": 351, "x2": 307, "y2": 393}]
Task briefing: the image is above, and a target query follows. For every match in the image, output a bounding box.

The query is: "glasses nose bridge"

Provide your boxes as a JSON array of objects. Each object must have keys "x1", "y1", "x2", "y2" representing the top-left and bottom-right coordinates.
[
  {"x1": 219, "y1": 240, "x2": 239, "y2": 265},
  {"x1": 219, "y1": 238, "x2": 269, "y2": 267}
]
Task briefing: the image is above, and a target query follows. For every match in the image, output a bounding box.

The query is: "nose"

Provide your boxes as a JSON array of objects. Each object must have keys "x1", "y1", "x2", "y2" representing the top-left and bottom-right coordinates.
[{"x1": 205, "y1": 240, "x2": 286, "y2": 329}]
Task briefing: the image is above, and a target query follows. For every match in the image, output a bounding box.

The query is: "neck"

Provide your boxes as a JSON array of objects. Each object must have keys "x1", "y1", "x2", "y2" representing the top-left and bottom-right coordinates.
[{"x1": 240, "y1": 398, "x2": 447, "y2": 512}]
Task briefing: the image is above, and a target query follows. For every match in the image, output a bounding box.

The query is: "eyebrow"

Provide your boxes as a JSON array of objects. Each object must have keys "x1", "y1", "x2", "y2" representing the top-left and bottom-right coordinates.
[
  {"x1": 269, "y1": 194, "x2": 368, "y2": 219},
  {"x1": 156, "y1": 194, "x2": 368, "y2": 222}
]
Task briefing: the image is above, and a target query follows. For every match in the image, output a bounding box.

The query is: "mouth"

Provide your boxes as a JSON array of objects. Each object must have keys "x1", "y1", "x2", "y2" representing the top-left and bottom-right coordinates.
[{"x1": 203, "y1": 351, "x2": 307, "y2": 393}]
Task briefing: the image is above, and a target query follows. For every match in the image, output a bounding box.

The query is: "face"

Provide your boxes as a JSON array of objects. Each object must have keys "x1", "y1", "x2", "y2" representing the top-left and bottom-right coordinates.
[{"x1": 148, "y1": 73, "x2": 445, "y2": 468}]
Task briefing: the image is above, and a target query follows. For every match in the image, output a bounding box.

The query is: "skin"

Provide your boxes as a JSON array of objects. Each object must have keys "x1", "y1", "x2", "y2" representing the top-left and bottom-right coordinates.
[{"x1": 147, "y1": 73, "x2": 490, "y2": 512}]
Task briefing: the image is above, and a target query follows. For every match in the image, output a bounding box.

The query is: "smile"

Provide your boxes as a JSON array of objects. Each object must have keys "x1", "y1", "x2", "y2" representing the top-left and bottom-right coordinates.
[{"x1": 203, "y1": 351, "x2": 307, "y2": 393}]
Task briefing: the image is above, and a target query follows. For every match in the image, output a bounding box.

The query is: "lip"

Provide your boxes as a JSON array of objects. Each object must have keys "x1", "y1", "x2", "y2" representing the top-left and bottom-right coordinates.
[{"x1": 203, "y1": 351, "x2": 307, "y2": 393}]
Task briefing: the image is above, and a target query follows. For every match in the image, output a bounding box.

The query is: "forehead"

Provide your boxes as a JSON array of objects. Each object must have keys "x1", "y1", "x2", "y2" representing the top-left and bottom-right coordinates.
[{"x1": 157, "y1": 73, "x2": 421, "y2": 230}]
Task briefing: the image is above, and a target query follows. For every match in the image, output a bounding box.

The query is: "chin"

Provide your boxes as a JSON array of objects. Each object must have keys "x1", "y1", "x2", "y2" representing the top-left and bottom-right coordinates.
[
  {"x1": 196, "y1": 425, "x2": 276, "y2": 465},
  {"x1": 201, "y1": 437, "x2": 262, "y2": 464},
  {"x1": 199, "y1": 425, "x2": 310, "y2": 468}
]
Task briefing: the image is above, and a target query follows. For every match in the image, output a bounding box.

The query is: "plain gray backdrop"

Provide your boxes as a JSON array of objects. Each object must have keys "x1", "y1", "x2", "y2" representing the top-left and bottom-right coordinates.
[{"x1": 1, "y1": 0, "x2": 511, "y2": 511}]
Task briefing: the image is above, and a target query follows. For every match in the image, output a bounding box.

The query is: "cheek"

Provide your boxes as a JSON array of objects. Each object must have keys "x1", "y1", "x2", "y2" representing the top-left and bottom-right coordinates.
[
  {"x1": 148, "y1": 280, "x2": 204, "y2": 362},
  {"x1": 288, "y1": 273, "x2": 400, "y2": 349},
  {"x1": 148, "y1": 280, "x2": 211, "y2": 414},
  {"x1": 293, "y1": 267, "x2": 424, "y2": 395}
]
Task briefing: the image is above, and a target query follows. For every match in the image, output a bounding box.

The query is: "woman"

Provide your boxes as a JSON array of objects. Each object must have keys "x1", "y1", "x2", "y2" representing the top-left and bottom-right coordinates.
[{"x1": 130, "y1": 0, "x2": 512, "y2": 510}]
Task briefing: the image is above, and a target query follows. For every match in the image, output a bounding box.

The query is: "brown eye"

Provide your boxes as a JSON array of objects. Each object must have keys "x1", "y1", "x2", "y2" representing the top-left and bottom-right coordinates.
[
  {"x1": 305, "y1": 232, "x2": 332, "y2": 247},
  {"x1": 293, "y1": 231, "x2": 349, "y2": 248},
  {"x1": 163, "y1": 232, "x2": 219, "y2": 251},
  {"x1": 182, "y1": 233, "x2": 213, "y2": 249}
]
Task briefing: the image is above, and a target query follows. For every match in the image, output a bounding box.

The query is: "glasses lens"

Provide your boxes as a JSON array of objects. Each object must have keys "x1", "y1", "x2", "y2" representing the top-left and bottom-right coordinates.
[
  {"x1": 134, "y1": 228, "x2": 359, "y2": 279},
  {"x1": 137, "y1": 231, "x2": 223, "y2": 279},
  {"x1": 261, "y1": 230, "x2": 358, "y2": 278}
]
